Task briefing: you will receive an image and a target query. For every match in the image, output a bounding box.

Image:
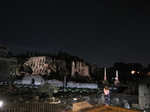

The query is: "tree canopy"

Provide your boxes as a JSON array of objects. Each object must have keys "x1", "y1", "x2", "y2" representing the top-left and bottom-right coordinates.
[{"x1": 38, "y1": 82, "x2": 59, "y2": 97}]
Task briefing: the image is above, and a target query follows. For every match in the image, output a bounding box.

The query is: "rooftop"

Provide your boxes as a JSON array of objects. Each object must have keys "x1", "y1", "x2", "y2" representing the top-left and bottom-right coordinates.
[{"x1": 67, "y1": 105, "x2": 142, "y2": 112}]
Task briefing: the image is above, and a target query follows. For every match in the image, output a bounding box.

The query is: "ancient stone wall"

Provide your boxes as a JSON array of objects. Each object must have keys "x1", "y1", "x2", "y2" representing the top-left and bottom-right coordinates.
[
  {"x1": 138, "y1": 84, "x2": 150, "y2": 109},
  {"x1": 71, "y1": 61, "x2": 90, "y2": 78}
]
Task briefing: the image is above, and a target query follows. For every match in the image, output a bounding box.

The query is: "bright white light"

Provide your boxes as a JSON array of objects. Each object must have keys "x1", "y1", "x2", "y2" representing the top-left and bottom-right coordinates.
[
  {"x1": 0, "y1": 101, "x2": 3, "y2": 107},
  {"x1": 73, "y1": 98, "x2": 77, "y2": 100}
]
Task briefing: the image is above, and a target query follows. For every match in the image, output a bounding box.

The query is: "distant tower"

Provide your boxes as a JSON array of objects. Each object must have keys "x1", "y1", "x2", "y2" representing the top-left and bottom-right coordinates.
[
  {"x1": 103, "y1": 68, "x2": 108, "y2": 84},
  {"x1": 114, "y1": 70, "x2": 120, "y2": 85}
]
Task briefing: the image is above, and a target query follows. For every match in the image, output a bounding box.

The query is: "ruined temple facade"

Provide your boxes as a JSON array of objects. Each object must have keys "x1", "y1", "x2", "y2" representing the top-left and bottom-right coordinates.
[
  {"x1": 25, "y1": 56, "x2": 69, "y2": 75},
  {"x1": 25, "y1": 56, "x2": 55, "y2": 75},
  {"x1": 25, "y1": 57, "x2": 90, "y2": 77},
  {"x1": 71, "y1": 61, "x2": 90, "y2": 78}
]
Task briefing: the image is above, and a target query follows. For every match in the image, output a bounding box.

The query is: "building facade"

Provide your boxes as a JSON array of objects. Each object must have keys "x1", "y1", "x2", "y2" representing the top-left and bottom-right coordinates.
[
  {"x1": 25, "y1": 56, "x2": 69, "y2": 75},
  {"x1": 0, "y1": 45, "x2": 17, "y2": 76},
  {"x1": 25, "y1": 56, "x2": 53, "y2": 75},
  {"x1": 71, "y1": 61, "x2": 90, "y2": 78},
  {"x1": 0, "y1": 44, "x2": 9, "y2": 57}
]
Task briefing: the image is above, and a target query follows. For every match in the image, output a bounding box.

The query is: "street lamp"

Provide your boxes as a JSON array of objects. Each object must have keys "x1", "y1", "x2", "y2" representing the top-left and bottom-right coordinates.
[{"x1": 131, "y1": 70, "x2": 136, "y2": 74}]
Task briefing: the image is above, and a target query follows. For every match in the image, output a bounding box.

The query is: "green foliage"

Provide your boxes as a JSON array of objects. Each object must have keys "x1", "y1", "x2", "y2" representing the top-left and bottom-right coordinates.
[
  {"x1": 16, "y1": 65, "x2": 32, "y2": 74},
  {"x1": 17, "y1": 65, "x2": 24, "y2": 73},
  {"x1": 103, "y1": 80, "x2": 108, "y2": 84},
  {"x1": 57, "y1": 51, "x2": 84, "y2": 62},
  {"x1": 90, "y1": 68, "x2": 101, "y2": 80},
  {"x1": 23, "y1": 65, "x2": 33, "y2": 74},
  {"x1": 139, "y1": 75, "x2": 150, "y2": 85},
  {"x1": 38, "y1": 82, "x2": 59, "y2": 97},
  {"x1": 73, "y1": 76, "x2": 90, "y2": 83}
]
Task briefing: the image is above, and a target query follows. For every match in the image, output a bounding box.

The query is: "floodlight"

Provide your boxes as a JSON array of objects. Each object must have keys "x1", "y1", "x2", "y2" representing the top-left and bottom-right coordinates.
[{"x1": 0, "y1": 101, "x2": 3, "y2": 107}]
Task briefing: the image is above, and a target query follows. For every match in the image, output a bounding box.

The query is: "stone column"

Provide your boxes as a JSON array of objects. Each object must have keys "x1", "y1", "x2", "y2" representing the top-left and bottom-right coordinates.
[
  {"x1": 63, "y1": 76, "x2": 66, "y2": 87},
  {"x1": 71, "y1": 61, "x2": 75, "y2": 77},
  {"x1": 104, "y1": 68, "x2": 107, "y2": 80},
  {"x1": 114, "y1": 70, "x2": 120, "y2": 85},
  {"x1": 103, "y1": 68, "x2": 108, "y2": 84}
]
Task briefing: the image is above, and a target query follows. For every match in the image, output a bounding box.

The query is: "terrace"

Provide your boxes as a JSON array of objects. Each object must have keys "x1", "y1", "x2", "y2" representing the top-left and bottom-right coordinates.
[
  {"x1": 0, "y1": 83, "x2": 149, "y2": 112},
  {"x1": 0, "y1": 91, "x2": 149, "y2": 112}
]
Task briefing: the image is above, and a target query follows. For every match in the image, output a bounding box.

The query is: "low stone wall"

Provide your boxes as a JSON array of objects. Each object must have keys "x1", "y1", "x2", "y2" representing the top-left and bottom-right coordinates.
[{"x1": 67, "y1": 81, "x2": 98, "y2": 89}]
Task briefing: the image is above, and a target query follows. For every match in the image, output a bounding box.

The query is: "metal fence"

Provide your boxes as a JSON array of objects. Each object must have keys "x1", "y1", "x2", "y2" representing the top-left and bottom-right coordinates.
[
  {"x1": 0, "y1": 103, "x2": 67, "y2": 112},
  {"x1": 110, "y1": 93, "x2": 138, "y2": 104}
]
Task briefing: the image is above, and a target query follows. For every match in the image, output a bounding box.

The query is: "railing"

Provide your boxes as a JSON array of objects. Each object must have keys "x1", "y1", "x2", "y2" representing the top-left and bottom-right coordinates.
[
  {"x1": 110, "y1": 93, "x2": 150, "y2": 110},
  {"x1": 110, "y1": 93, "x2": 138, "y2": 103},
  {"x1": 0, "y1": 103, "x2": 67, "y2": 112},
  {"x1": 0, "y1": 93, "x2": 149, "y2": 112}
]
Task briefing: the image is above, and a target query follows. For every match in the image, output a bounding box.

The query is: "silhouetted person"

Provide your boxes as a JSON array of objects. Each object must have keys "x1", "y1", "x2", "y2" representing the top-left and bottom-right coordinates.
[{"x1": 31, "y1": 78, "x2": 35, "y2": 85}]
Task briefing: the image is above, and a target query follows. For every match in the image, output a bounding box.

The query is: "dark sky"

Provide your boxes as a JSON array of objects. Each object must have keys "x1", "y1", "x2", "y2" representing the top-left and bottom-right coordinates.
[{"x1": 0, "y1": 0, "x2": 150, "y2": 67}]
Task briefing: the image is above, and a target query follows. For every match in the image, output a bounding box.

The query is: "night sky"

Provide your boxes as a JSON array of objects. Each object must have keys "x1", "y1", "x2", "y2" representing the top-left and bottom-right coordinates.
[{"x1": 0, "y1": 0, "x2": 150, "y2": 67}]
